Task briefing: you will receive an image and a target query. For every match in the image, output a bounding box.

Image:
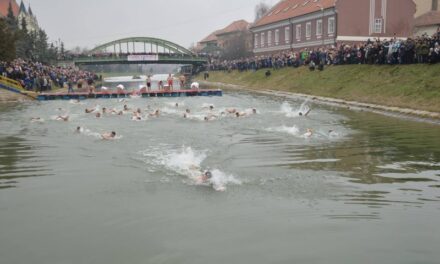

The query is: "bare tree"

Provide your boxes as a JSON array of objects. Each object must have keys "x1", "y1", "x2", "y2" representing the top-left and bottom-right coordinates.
[
  {"x1": 255, "y1": 2, "x2": 271, "y2": 22},
  {"x1": 221, "y1": 31, "x2": 252, "y2": 60}
]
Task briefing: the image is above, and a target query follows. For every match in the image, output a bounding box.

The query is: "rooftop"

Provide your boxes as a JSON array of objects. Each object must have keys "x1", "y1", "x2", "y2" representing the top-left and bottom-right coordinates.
[
  {"x1": 0, "y1": 0, "x2": 19, "y2": 17},
  {"x1": 252, "y1": 0, "x2": 336, "y2": 28},
  {"x1": 216, "y1": 20, "x2": 250, "y2": 36},
  {"x1": 200, "y1": 20, "x2": 250, "y2": 44}
]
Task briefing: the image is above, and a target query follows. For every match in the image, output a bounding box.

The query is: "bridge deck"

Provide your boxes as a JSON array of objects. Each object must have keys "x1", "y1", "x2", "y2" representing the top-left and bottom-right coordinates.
[{"x1": 37, "y1": 89, "x2": 222, "y2": 101}]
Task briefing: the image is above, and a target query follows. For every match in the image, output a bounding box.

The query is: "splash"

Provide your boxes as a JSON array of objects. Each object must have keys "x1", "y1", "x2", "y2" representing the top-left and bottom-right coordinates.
[
  {"x1": 280, "y1": 101, "x2": 310, "y2": 117},
  {"x1": 267, "y1": 125, "x2": 300, "y2": 136},
  {"x1": 141, "y1": 146, "x2": 240, "y2": 191}
]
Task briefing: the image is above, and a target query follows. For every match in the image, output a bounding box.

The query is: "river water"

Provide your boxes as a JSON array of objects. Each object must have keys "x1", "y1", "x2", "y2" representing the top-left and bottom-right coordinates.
[{"x1": 0, "y1": 89, "x2": 439, "y2": 264}]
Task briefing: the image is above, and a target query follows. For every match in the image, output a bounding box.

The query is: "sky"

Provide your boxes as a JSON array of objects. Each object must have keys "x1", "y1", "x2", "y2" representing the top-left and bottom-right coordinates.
[{"x1": 28, "y1": 0, "x2": 279, "y2": 50}]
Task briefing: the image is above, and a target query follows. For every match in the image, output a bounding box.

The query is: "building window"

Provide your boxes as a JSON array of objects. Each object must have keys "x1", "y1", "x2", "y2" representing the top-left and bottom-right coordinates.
[
  {"x1": 285, "y1": 27, "x2": 290, "y2": 44},
  {"x1": 306, "y1": 22, "x2": 312, "y2": 38},
  {"x1": 275, "y1": 29, "x2": 280, "y2": 45},
  {"x1": 316, "y1": 20, "x2": 322, "y2": 36},
  {"x1": 374, "y1": 18, "x2": 383, "y2": 33},
  {"x1": 268, "y1": 31, "x2": 272, "y2": 46},
  {"x1": 254, "y1": 34, "x2": 258, "y2": 48},
  {"x1": 296, "y1": 25, "x2": 301, "y2": 40},
  {"x1": 328, "y1": 17, "x2": 335, "y2": 34}
]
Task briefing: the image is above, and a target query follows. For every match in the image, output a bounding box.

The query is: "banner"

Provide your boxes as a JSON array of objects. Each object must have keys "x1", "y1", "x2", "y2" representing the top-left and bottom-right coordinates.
[{"x1": 127, "y1": 55, "x2": 159, "y2": 61}]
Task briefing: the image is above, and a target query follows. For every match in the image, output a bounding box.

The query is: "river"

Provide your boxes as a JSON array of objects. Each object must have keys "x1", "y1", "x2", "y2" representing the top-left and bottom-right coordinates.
[{"x1": 0, "y1": 89, "x2": 439, "y2": 264}]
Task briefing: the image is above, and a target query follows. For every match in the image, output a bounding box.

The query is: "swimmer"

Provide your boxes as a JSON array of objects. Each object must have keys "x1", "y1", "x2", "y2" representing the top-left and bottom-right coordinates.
[
  {"x1": 205, "y1": 113, "x2": 218, "y2": 121},
  {"x1": 235, "y1": 112, "x2": 247, "y2": 118},
  {"x1": 56, "y1": 115, "x2": 69, "y2": 122},
  {"x1": 101, "y1": 131, "x2": 116, "y2": 140},
  {"x1": 304, "y1": 128, "x2": 313, "y2": 138},
  {"x1": 85, "y1": 108, "x2": 95, "y2": 114},
  {"x1": 226, "y1": 108, "x2": 237, "y2": 114},
  {"x1": 132, "y1": 111, "x2": 142, "y2": 121},
  {"x1": 197, "y1": 171, "x2": 213, "y2": 184},
  {"x1": 299, "y1": 108, "x2": 311, "y2": 117},
  {"x1": 149, "y1": 110, "x2": 160, "y2": 117},
  {"x1": 75, "y1": 126, "x2": 82, "y2": 133},
  {"x1": 30, "y1": 117, "x2": 43, "y2": 122}
]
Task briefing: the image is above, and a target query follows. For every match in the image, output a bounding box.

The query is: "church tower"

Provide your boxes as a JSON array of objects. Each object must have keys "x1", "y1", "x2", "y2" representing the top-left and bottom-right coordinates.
[{"x1": 17, "y1": 0, "x2": 39, "y2": 32}]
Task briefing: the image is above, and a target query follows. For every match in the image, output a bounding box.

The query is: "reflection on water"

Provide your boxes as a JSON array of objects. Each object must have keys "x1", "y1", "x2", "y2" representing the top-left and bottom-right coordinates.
[{"x1": 0, "y1": 136, "x2": 51, "y2": 189}]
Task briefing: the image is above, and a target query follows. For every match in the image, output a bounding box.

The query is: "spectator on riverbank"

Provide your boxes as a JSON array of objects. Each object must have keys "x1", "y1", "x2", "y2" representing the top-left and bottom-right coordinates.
[
  {"x1": 0, "y1": 59, "x2": 97, "y2": 92},
  {"x1": 204, "y1": 33, "x2": 439, "y2": 73}
]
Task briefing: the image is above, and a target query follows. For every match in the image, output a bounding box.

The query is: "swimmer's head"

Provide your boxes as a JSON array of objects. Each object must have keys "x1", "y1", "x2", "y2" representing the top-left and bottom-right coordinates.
[
  {"x1": 299, "y1": 112, "x2": 303, "y2": 116},
  {"x1": 96, "y1": 113, "x2": 101, "y2": 118},
  {"x1": 204, "y1": 171, "x2": 212, "y2": 179},
  {"x1": 111, "y1": 131, "x2": 116, "y2": 137},
  {"x1": 209, "y1": 105, "x2": 214, "y2": 110},
  {"x1": 76, "y1": 126, "x2": 81, "y2": 131},
  {"x1": 137, "y1": 108, "x2": 141, "y2": 113},
  {"x1": 124, "y1": 105, "x2": 128, "y2": 110},
  {"x1": 102, "y1": 107, "x2": 106, "y2": 113},
  {"x1": 252, "y1": 108, "x2": 257, "y2": 114},
  {"x1": 204, "y1": 117, "x2": 209, "y2": 121},
  {"x1": 236, "y1": 112, "x2": 240, "y2": 117},
  {"x1": 186, "y1": 109, "x2": 190, "y2": 114},
  {"x1": 175, "y1": 103, "x2": 179, "y2": 107}
]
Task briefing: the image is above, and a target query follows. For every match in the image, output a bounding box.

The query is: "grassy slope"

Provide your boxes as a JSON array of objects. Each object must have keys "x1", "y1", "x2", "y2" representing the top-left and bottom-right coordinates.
[{"x1": 200, "y1": 64, "x2": 440, "y2": 113}]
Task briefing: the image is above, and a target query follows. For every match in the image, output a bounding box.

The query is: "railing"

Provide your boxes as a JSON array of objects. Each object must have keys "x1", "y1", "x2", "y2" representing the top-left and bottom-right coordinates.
[
  {"x1": 72, "y1": 54, "x2": 207, "y2": 64},
  {"x1": 0, "y1": 75, "x2": 37, "y2": 99},
  {"x1": 0, "y1": 75, "x2": 24, "y2": 91}
]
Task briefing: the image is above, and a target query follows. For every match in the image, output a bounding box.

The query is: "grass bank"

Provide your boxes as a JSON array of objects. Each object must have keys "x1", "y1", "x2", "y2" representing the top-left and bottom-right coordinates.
[{"x1": 198, "y1": 64, "x2": 440, "y2": 113}]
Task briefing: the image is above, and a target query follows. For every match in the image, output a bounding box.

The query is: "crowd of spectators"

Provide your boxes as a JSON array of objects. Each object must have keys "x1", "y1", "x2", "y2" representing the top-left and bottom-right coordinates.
[
  {"x1": 206, "y1": 33, "x2": 440, "y2": 72},
  {"x1": 0, "y1": 59, "x2": 98, "y2": 92}
]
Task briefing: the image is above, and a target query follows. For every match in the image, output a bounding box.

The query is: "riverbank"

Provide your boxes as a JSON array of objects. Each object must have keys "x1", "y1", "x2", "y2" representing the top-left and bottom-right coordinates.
[{"x1": 197, "y1": 64, "x2": 440, "y2": 114}]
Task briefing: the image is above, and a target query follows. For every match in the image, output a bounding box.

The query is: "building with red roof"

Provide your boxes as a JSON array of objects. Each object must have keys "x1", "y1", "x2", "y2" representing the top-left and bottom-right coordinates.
[
  {"x1": 251, "y1": 0, "x2": 416, "y2": 54},
  {"x1": 199, "y1": 20, "x2": 251, "y2": 56},
  {"x1": 414, "y1": 0, "x2": 440, "y2": 36},
  {"x1": 0, "y1": 0, "x2": 19, "y2": 17}
]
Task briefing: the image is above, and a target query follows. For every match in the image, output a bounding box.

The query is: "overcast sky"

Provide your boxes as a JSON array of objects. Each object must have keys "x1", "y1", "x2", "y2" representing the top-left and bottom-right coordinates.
[{"x1": 28, "y1": 0, "x2": 279, "y2": 50}]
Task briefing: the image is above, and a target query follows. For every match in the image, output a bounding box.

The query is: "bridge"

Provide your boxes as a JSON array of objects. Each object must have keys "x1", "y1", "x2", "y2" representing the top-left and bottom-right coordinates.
[{"x1": 72, "y1": 37, "x2": 207, "y2": 66}]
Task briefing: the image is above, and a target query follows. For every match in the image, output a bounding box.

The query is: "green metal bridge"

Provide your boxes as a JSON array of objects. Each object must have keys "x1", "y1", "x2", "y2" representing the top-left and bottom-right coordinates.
[{"x1": 72, "y1": 37, "x2": 207, "y2": 66}]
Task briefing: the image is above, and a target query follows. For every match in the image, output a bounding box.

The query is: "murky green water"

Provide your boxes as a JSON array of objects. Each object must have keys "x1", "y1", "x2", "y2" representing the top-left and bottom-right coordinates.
[{"x1": 0, "y1": 91, "x2": 439, "y2": 264}]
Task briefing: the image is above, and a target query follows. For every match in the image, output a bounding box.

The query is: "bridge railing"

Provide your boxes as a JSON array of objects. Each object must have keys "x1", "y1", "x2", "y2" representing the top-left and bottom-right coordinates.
[{"x1": 72, "y1": 54, "x2": 207, "y2": 64}]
